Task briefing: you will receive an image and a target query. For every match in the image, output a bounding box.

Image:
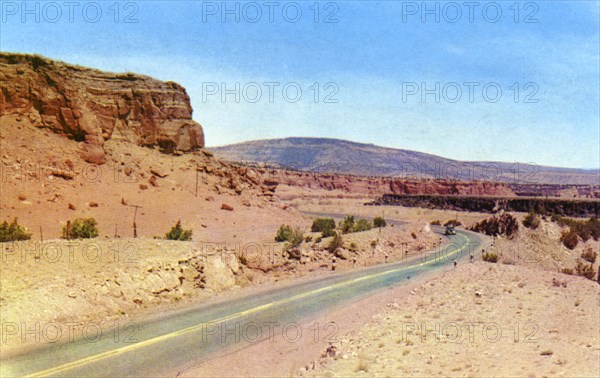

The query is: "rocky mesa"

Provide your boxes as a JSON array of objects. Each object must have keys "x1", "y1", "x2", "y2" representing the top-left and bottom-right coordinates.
[{"x1": 0, "y1": 53, "x2": 204, "y2": 164}]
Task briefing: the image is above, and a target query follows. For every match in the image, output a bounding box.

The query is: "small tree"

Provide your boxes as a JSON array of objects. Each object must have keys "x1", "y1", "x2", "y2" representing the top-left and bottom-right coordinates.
[
  {"x1": 63, "y1": 218, "x2": 99, "y2": 240},
  {"x1": 165, "y1": 220, "x2": 192, "y2": 241},
  {"x1": 0, "y1": 218, "x2": 32, "y2": 242},
  {"x1": 374, "y1": 216, "x2": 387, "y2": 228}
]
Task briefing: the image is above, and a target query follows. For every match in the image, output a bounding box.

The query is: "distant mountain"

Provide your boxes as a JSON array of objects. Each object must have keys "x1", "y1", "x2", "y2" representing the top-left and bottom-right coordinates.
[{"x1": 209, "y1": 137, "x2": 599, "y2": 186}]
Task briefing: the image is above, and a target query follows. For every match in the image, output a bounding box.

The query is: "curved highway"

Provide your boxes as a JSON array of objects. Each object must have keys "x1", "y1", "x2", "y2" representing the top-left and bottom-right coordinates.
[{"x1": 3, "y1": 226, "x2": 485, "y2": 377}]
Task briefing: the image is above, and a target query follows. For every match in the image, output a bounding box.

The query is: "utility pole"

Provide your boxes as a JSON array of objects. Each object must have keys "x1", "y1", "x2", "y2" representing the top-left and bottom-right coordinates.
[
  {"x1": 127, "y1": 204, "x2": 143, "y2": 238},
  {"x1": 195, "y1": 164, "x2": 199, "y2": 197}
]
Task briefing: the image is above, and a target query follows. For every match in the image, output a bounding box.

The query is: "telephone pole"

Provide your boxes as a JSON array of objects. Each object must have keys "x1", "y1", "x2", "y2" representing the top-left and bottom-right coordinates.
[{"x1": 127, "y1": 204, "x2": 143, "y2": 238}]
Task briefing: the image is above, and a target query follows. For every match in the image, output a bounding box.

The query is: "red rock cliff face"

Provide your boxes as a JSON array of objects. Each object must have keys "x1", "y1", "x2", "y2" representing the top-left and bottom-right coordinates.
[
  {"x1": 250, "y1": 168, "x2": 516, "y2": 196},
  {"x1": 0, "y1": 53, "x2": 204, "y2": 163}
]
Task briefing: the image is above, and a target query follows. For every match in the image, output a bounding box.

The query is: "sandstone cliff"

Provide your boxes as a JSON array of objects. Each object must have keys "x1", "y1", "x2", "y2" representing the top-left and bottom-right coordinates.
[
  {"x1": 247, "y1": 167, "x2": 516, "y2": 196},
  {"x1": 0, "y1": 53, "x2": 204, "y2": 164}
]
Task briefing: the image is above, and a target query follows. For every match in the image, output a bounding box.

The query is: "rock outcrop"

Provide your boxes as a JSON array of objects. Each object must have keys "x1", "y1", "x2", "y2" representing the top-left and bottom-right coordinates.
[
  {"x1": 244, "y1": 167, "x2": 516, "y2": 197},
  {"x1": 0, "y1": 53, "x2": 204, "y2": 164}
]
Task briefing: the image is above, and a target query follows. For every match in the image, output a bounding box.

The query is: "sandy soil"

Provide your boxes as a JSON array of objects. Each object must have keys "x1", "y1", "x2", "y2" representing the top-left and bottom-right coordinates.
[{"x1": 302, "y1": 262, "x2": 600, "y2": 378}]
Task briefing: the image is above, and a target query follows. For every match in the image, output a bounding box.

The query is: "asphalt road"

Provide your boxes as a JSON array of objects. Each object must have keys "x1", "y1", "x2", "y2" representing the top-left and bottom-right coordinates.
[{"x1": 3, "y1": 228, "x2": 484, "y2": 378}]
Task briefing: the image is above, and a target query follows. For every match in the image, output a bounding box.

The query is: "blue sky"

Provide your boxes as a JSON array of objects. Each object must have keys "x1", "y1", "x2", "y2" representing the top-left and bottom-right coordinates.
[{"x1": 1, "y1": 1, "x2": 599, "y2": 168}]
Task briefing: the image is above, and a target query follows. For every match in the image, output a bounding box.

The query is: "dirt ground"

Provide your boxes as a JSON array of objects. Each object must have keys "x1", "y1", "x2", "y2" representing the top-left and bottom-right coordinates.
[{"x1": 302, "y1": 262, "x2": 600, "y2": 378}]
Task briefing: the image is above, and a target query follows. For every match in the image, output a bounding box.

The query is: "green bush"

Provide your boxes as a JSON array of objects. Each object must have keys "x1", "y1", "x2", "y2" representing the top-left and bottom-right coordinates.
[
  {"x1": 482, "y1": 252, "x2": 498, "y2": 263},
  {"x1": 63, "y1": 218, "x2": 98, "y2": 240},
  {"x1": 328, "y1": 232, "x2": 343, "y2": 254},
  {"x1": 287, "y1": 227, "x2": 304, "y2": 248},
  {"x1": 560, "y1": 229, "x2": 579, "y2": 250},
  {"x1": 373, "y1": 216, "x2": 387, "y2": 228},
  {"x1": 321, "y1": 228, "x2": 337, "y2": 238},
  {"x1": 275, "y1": 224, "x2": 303, "y2": 247},
  {"x1": 352, "y1": 219, "x2": 373, "y2": 233},
  {"x1": 523, "y1": 212, "x2": 541, "y2": 230},
  {"x1": 339, "y1": 216, "x2": 355, "y2": 234},
  {"x1": 165, "y1": 220, "x2": 192, "y2": 241},
  {"x1": 0, "y1": 218, "x2": 32, "y2": 242},
  {"x1": 311, "y1": 218, "x2": 336, "y2": 233},
  {"x1": 275, "y1": 225, "x2": 293, "y2": 242}
]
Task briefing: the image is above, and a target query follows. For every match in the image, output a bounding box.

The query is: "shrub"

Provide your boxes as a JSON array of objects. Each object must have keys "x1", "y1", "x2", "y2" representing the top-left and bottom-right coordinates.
[
  {"x1": 304, "y1": 235, "x2": 313, "y2": 243},
  {"x1": 311, "y1": 218, "x2": 336, "y2": 233},
  {"x1": 286, "y1": 247, "x2": 302, "y2": 260},
  {"x1": 30, "y1": 55, "x2": 49, "y2": 70},
  {"x1": 165, "y1": 220, "x2": 192, "y2": 241},
  {"x1": 575, "y1": 259, "x2": 596, "y2": 280},
  {"x1": 315, "y1": 236, "x2": 323, "y2": 243},
  {"x1": 339, "y1": 216, "x2": 355, "y2": 234},
  {"x1": 444, "y1": 219, "x2": 462, "y2": 227},
  {"x1": 482, "y1": 252, "x2": 498, "y2": 263},
  {"x1": 275, "y1": 225, "x2": 293, "y2": 242},
  {"x1": 552, "y1": 216, "x2": 600, "y2": 242},
  {"x1": 523, "y1": 212, "x2": 541, "y2": 230},
  {"x1": 468, "y1": 213, "x2": 519, "y2": 239},
  {"x1": 321, "y1": 228, "x2": 337, "y2": 238},
  {"x1": 561, "y1": 268, "x2": 574, "y2": 275},
  {"x1": 411, "y1": 232, "x2": 417, "y2": 239},
  {"x1": 0, "y1": 218, "x2": 32, "y2": 242},
  {"x1": 374, "y1": 216, "x2": 387, "y2": 228},
  {"x1": 430, "y1": 220, "x2": 441, "y2": 226},
  {"x1": 63, "y1": 218, "x2": 98, "y2": 240},
  {"x1": 352, "y1": 219, "x2": 373, "y2": 233},
  {"x1": 581, "y1": 247, "x2": 597, "y2": 264},
  {"x1": 328, "y1": 232, "x2": 343, "y2": 254},
  {"x1": 287, "y1": 227, "x2": 304, "y2": 248},
  {"x1": 560, "y1": 229, "x2": 579, "y2": 250}
]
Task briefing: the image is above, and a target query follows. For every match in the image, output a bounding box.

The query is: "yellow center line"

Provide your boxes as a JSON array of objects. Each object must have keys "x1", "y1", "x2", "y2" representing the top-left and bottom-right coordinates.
[{"x1": 25, "y1": 234, "x2": 469, "y2": 378}]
